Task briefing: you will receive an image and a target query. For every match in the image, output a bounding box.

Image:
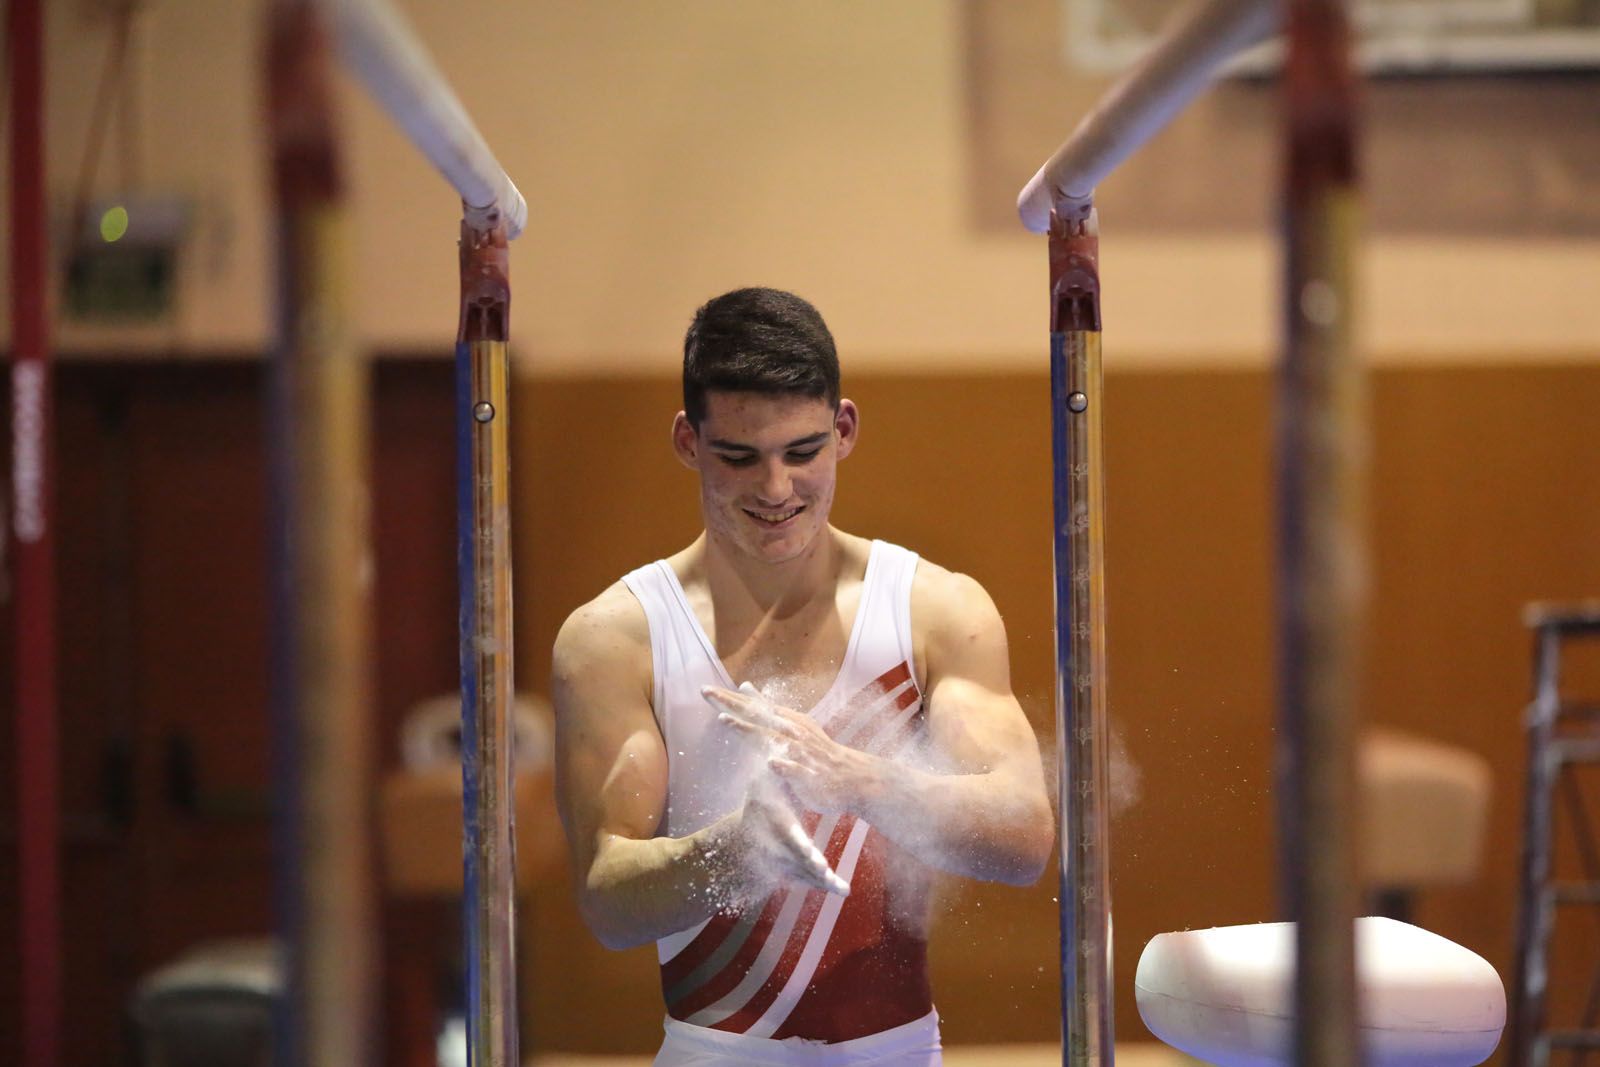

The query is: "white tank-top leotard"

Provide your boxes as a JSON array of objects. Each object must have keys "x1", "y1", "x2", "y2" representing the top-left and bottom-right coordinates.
[{"x1": 621, "y1": 539, "x2": 940, "y2": 1063}]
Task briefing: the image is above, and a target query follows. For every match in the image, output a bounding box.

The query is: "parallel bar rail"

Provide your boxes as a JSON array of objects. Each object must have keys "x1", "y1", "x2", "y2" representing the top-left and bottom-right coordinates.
[
  {"x1": 313, "y1": 2, "x2": 527, "y2": 1062},
  {"x1": 1017, "y1": 0, "x2": 1277, "y2": 232},
  {"x1": 322, "y1": 0, "x2": 527, "y2": 237},
  {"x1": 1019, "y1": 0, "x2": 1364, "y2": 1063},
  {"x1": 1017, "y1": 1, "x2": 1297, "y2": 1065}
]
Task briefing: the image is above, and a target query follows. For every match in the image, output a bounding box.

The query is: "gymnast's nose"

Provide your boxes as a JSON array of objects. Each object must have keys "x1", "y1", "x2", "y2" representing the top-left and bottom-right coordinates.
[{"x1": 755, "y1": 458, "x2": 793, "y2": 505}]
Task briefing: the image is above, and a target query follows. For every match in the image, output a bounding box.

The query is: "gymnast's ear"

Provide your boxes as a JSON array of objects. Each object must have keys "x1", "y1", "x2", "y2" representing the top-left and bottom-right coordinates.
[
  {"x1": 834, "y1": 399, "x2": 859, "y2": 460},
  {"x1": 671, "y1": 411, "x2": 699, "y2": 469}
]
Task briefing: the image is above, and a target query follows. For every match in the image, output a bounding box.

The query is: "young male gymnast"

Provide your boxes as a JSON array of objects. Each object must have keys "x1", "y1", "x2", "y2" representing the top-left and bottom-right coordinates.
[{"x1": 553, "y1": 287, "x2": 1054, "y2": 1065}]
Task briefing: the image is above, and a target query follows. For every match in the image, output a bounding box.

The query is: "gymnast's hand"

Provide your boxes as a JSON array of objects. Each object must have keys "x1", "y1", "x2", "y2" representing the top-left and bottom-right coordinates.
[
  {"x1": 702, "y1": 683, "x2": 886, "y2": 821},
  {"x1": 734, "y1": 775, "x2": 850, "y2": 897}
]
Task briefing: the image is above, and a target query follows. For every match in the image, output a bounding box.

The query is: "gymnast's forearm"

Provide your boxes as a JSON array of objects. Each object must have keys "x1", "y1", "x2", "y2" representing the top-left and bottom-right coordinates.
[
  {"x1": 858, "y1": 764, "x2": 1053, "y2": 886},
  {"x1": 579, "y1": 817, "x2": 742, "y2": 950}
]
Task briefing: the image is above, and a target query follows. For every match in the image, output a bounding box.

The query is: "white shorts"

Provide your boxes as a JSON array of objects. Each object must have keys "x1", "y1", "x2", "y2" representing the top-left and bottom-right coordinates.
[{"x1": 653, "y1": 1009, "x2": 942, "y2": 1066}]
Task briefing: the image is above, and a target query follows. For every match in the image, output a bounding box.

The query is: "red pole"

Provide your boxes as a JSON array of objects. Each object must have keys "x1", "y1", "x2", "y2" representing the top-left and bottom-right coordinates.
[{"x1": 8, "y1": 0, "x2": 62, "y2": 1064}]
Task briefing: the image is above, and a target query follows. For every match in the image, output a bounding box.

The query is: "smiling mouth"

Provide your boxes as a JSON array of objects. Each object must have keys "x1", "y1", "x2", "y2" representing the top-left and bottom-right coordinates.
[{"x1": 744, "y1": 505, "x2": 804, "y2": 526}]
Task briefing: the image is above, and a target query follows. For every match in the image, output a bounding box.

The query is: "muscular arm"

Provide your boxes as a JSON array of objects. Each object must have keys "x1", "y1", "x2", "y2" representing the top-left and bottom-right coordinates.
[
  {"x1": 553, "y1": 586, "x2": 734, "y2": 949},
  {"x1": 862, "y1": 568, "x2": 1054, "y2": 884},
  {"x1": 554, "y1": 585, "x2": 840, "y2": 951}
]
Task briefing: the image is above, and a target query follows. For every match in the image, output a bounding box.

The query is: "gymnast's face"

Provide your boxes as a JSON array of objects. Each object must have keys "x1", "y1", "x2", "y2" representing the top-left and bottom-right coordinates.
[{"x1": 672, "y1": 391, "x2": 858, "y2": 565}]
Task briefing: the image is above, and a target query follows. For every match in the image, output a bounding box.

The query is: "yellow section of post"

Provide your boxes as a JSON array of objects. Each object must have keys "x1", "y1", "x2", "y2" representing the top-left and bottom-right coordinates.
[
  {"x1": 464, "y1": 334, "x2": 520, "y2": 1067},
  {"x1": 1279, "y1": 0, "x2": 1363, "y2": 1053},
  {"x1": 1049, "y1": 207, "x2": 1113, "y2": 1067},
  {"x1": 267, "y1": 3, "x2": 377, "y2": 1063},
  {"x1": 286, "y1": 200, "x2": 376, "y2": 1067},
  {"x1": 1280, "y1": 187, "x2": 1365, "y2": 1067},
  {"x1": 1060, "y1": 328, "x2": 1113, "y2": 1067}
]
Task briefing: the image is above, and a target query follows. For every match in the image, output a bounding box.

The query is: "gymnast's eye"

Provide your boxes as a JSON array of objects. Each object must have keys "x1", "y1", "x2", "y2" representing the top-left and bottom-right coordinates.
[
  {"x1": 787, "y1": 448, "x2": 822, "y2": 463},
  {"x1": 716, "y1": 453, "x2": 756, "y2": 467}
]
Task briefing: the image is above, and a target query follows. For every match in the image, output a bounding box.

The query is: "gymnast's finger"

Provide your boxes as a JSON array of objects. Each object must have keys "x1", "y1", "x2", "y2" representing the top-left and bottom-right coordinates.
[
  {"x1": 783, "y1": 824, "x2": 848, "y2": 896},
  {"x1": 786, "y1": 854, "x2": 838, "y2": 894},
  {"x1": 742, "y1": 686, "x2": 810, "y2": 732},
  {"x1": 716, "y1": 712, "x2": 776, "y2": 742},
  {"x1": 702, "y1": 686, "x2": 797, "y2": 735},
  {"x1": 768, "y1": 755, "x2": 814, "y2": 780},
  {"x1": 739, "y1": 682, "x2": 802, "y2": 720},
  {"x1": 701, "y1": 684, "x2": 760, "y2": 715},
  {"x1": 797, "y1": 847, "x2": 851, "y2": 897}
]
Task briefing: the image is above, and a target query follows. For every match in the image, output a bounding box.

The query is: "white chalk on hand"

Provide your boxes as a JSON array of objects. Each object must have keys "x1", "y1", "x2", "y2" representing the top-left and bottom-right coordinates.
[
  {"x1": 781, "y1": 814, "x2": 851, "y2": 897},
  {"x1": 736, "y1": 682, "x2": 850, "y2": 897}
]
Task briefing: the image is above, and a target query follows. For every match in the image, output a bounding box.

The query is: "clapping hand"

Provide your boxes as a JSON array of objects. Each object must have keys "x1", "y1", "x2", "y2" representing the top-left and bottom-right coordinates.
[
  {"x1": 702, "y1": 682, "x2": 881, "y2": 820},
  {"x1": 703, "y1": 682, "x2": 852, "y2": 896}
]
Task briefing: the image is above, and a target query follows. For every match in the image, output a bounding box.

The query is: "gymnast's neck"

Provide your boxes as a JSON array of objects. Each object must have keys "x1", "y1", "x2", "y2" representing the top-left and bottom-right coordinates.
[{"x1": 683, "y1": 525, "x2": 861, "y2": 618}]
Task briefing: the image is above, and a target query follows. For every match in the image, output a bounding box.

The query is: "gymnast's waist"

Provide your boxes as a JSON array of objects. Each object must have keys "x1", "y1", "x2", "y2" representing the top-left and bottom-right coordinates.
[{"x1": 660, "y1": 1006, "x2": 941, "y2": 1064}]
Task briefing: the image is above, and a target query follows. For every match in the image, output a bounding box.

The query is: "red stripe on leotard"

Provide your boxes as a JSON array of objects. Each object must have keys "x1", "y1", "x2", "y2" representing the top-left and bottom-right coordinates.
[
  {"x1": 659, "y1": 661, "x2": 930, "y2": 1037},
  {"x1": 770, "y1": 828, "x2": 932, "y2": 1042},
  {"x1": 846, "y1": 685, "x2": 920, "y2": 753},
  {"x1": 665, "y1": 888, "x2": 786, "y2": 1018},
  {"x1": 702, "y1": 815, "x2": 859, "y2": 1033}
]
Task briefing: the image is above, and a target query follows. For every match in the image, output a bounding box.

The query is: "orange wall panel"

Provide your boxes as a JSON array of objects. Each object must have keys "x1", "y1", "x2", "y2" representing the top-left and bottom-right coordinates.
[{"x1": 512, "y1": 362, "x2": 1600, "y2": 1053}]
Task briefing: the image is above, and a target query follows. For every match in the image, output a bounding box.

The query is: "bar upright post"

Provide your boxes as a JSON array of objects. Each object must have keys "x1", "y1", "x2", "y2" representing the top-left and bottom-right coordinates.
[
  {"x1": 267, "y1": 4, "x2": 378, "y2": 1064},
  {"x1": 1049, "y1": 204, "x2": 1114, "y2": 1067},
  {"x1": 1277, "y1": 0, "x2": 1364, "y2": 1058},
  {"x1": 456, "y1": 216, "x2": 519, "y2": 1067}
]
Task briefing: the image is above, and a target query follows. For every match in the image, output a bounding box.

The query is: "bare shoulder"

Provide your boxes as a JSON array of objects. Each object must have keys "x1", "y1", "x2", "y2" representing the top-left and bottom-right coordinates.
[
  {"x1": 552, "y1": 581, "x2": 651, "y2": 697},
  {"x1": 909, "y1": 558, "x2": 1009, "y2": 687},
  {"x1": 911, "y1": 558, "x2": 1004, "y2": 640}
]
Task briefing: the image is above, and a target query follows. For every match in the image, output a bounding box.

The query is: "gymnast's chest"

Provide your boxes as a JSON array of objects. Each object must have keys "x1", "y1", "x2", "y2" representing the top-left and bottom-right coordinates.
[{"x1": 697, "y1": 592, "x2": 865, "y2": 714}]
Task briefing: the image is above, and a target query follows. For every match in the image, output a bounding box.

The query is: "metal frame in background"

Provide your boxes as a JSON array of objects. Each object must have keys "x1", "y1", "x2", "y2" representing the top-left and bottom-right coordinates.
[{"x1": 1511, "y1": 603, "x2": 1600, "y2": 1067}]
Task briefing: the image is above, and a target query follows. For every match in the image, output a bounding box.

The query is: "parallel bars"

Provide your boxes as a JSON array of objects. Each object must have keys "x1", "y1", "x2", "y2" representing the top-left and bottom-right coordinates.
[
  {"x1": 1017, "y1": 0, "x2": 1365, "y2": 1064},
  {"x1": 267, "y1": 1, "x2": 524, "y2": 1064}
]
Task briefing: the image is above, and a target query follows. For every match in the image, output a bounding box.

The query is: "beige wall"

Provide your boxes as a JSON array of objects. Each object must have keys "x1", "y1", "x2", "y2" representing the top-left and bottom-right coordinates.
[{"x1": 3, "y1": 0, "x2": 1596, "y2": 367}]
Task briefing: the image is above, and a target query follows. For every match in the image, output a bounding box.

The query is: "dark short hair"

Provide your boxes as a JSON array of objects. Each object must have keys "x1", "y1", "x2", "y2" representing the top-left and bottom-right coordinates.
[{"x1": 682, "y1": 288, "x2": 840, "y2": 428}]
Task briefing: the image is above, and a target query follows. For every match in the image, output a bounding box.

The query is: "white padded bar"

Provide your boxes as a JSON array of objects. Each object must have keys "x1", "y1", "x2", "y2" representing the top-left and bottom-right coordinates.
[
  {"x1": 325, "y1": 0, "x2": 528, "y2": 238},
  {"x1": 1017, "y1": 0, "x2": 1277, "y2": 232}
]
